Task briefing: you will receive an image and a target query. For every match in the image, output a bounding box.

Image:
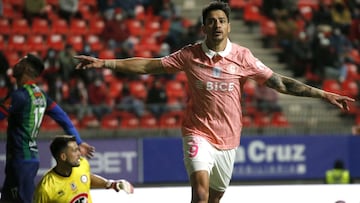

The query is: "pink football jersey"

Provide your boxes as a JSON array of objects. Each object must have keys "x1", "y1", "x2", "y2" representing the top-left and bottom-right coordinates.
[{"x1": 161, "y1": 40, "x2": 273, "y2": 149}]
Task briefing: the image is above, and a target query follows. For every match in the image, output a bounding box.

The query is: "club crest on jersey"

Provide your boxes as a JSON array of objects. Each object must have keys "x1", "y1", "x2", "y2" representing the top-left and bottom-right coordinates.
[
  {"x1": 70, "y1": 193, "x2": 88, "y2": 203},
  {"x1": 227, "y1": 64, "x2": 237, "y2": 74},
  {"x1": 213, "y1": 66, "x2": 221, "y2": 77},
  {"x1": 81, "y1": 175, "x2": 88, "y2": 183}
]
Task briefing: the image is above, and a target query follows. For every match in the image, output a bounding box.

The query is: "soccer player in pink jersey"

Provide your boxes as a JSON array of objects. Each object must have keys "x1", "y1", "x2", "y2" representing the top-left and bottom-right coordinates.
[{"x1": 75, "y1": 2, "x2": 355, "y2": 203}]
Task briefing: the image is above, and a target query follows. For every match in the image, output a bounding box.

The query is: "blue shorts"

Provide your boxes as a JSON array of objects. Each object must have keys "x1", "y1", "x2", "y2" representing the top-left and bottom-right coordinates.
[{"x1": 1, "y1": 159, "x2": 39, "y2": 203}]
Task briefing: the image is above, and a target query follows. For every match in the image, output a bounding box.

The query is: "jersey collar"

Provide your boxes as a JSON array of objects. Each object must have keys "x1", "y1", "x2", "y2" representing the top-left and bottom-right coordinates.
[{"x1": 201, "y1": 38, "x2": 232, "y2": 59}]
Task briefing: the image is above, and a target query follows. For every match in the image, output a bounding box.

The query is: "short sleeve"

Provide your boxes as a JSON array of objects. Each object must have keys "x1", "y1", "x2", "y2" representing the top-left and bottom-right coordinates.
[{"x1": 161, "y1": 46, "x2": 192, "y2": 73}]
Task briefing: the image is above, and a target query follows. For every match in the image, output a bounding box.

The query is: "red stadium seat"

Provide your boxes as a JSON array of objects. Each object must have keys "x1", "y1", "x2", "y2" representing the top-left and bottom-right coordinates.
[
  {"x1": 47, "y1": 34, "x2": 65, "y2": 51},
  {"x1": 139, "y1": 114, "x2": 158, "y2": 128},
  {"x1": 322, "y1": 79, "x2": 341, "y2": 95},
  {"x1": 11, "y1": 18, "x2": 30, "y2": 35},
  {"x1": 120, "y1": 117, "x2": 140, "y2": 129},
  {"x1": 32, "y1": 18, "x2": 51, "y2": 36},
  {"x1": 2, "y1": 4, "x2": 22, "y2": 19},
  {"x1": 0, "y1": 18, "x2": 11, "y2": 36},
  {"x1": 253, "y1": 112, "x2": 271, "y2": 128},
  {"x1": 242, "y1": 115, "x2": 253, "y2": 127},
  {"x1": 345, "y1": 63, "x2": 360, "y2": 81},
  {"x1": 6, "y1": 51, "x2": 20, "y2": 67},
  {"x1": 89, "y1": 18, "x2": 105, "y2": 35},
  {"x1": 159, "y1": 110, "x2": 183, "y2": 128},
  {"x1": 7, "y1": 34, "x2": 29, "y2": 54},
  {"x1": 271, "y1": 112, "x2": 290, "y2": 127},
  {"x1": 28, "y1": 35, "x2": 48, "y2": 56},
  {"x1": 129, "y1": 81, "x2": 147, "y2": 100},
  {"x1": 98, "y1": 49, "x2": 115, "y2": 59},
  {"x1": 67, "y1": 35, "x2": 84, "y2": 52},
  {"x1": 85, "y1": 35, "x2": 104, "y2": 52},
  {"x1": 165, "y1": 80, "x2": 186, "y2": 102},
  {"x1": 125, "y1": 19, "x2": 144, "y2": 38},
  {"x1": 69, "y1": 19, "x2": 89, "y2": 36},
  {"x1": 42, "y1": 115, "x2": 61, "y2": 131},
  {"x1": 260, "y1": 17, "x2": 277, "y2": 37},
  {"x1": 51, "y1": 18, "x2": 69, "y2": 35},
  {"x1": 101, "y1": 113, "x2": 120, "y2": 130},
  {"x1": 81, "y1": 115, "x2": 100, "y2": 128},
  {"x1": 229, "y1": 0, "x2": 247, "y2": 9},
  {"x1": 243, "y1": 4, "x2": 263, "y2": 24},
  {"x1": 341, "y1": 80, "x2": 359, "y2": 99}
]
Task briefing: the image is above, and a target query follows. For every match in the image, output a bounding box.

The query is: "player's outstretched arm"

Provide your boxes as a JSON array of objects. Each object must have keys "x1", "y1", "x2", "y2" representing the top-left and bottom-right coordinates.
[
  {"x1": 265, "y1": 72, "x2": 355, "y2": 111},
  {"x1": 90, "y1": 174, "x2": 134, "y2": 194},
  {"x1": 74, "y1": 55, "x2": 165, "y2": 75}
]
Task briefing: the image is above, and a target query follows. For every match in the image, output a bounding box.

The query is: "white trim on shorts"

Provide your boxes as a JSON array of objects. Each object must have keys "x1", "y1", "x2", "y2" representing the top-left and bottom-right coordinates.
[{"x1": 182, "y1": 135, "x2": 236, "y2": 191}]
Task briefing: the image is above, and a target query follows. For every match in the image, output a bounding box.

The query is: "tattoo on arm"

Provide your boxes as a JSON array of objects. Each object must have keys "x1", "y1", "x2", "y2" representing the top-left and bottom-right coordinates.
[{"x1": 265, "y1": 73, "x2": 324, "y2": 98}]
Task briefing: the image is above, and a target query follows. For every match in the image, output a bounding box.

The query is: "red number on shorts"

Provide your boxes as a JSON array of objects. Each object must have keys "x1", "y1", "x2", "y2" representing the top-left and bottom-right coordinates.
[{"x1": 188, "y1": 141, "x2": 199, "y2": 158}]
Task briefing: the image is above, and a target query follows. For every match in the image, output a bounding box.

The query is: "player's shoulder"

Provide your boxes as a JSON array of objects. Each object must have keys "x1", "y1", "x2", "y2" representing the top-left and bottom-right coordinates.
[
  {"x1": 181, "y1": 41, "x2": 202, "y2": 52},
  {"x1": 231, "y1": 42, "x2": 251, "y2": 53},
  {"x1": 37, "y1": 169, "x2": 57, "y2": 187}
]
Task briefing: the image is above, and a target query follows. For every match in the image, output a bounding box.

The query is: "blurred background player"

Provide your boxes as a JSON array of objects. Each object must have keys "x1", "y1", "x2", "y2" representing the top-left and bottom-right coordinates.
[
  {"x1": 33, "y1": 135, "x2": 134, "y2": 202},
  {"x1": 0, "y1": 54, "x2": 95, "y2": 203},
  {"x1": 325, "y1": 159, "x2": 353, "y2": 184}
]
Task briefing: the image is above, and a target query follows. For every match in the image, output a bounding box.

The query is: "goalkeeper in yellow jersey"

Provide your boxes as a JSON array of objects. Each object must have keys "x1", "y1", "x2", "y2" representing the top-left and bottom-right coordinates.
[{"x1": 33, "y1": 135, "x2": 134, "y2": 203}]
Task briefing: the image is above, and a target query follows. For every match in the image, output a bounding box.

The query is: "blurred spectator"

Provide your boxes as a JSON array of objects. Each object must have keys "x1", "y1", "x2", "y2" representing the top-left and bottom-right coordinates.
[
  {"x1": 47, "y1": 76, "x2": 67, "y2": 104},
  {"x1": 58, "y1": 0, "x2": 81, "y2": 23},
  {"x1": 102, "y1": 8, "x2": 131, "y2": 51},
  {"x1": 0, "y1": 51, "x2": 12, "y2": 96},
  {"x1": 254, "y1": 84, "x2": 282, "y2": 114},
  {"x1": 289, "y1": 31, "x2": 313, "y2": 77},
  {"x1": 166, "y1": 14, "x2": 188, "y2": 52},
  {"x1": 120, "y1": 86, "x2": 146, "y2": 117},
  {"x1": 65, "y1": 78, "x2": 90, "y2": 120},
  {"x1": 88, "y1": 77, "x2": 111, "y2": 120},
  {"x1": 150, "y1": 0, "x2": 176, "y2": 18},
  {"x1": 262, "y1": 0, "x2": 296, "y2": 19},
  {"x1": 0, "y1": 75, "x2": 8, "y2": 100},
  {"x1": 146, "y1": 79, "x2": 167, "y2": 118},
  {"x1": 312, "y1": 1, "x2": 333, "y2": 27},
  {"x1": 330, "y1": 0, "x2": 352, "y2": 35},
  {"x1": 58, "y1": 44, "x2": 77, "y2": 81},
  {"x1": 42, "y1": 49, "x2": 60, "y2": 89},
  {"x1": 312, "y1": 34, "x2": 344, "y2": 81},
  {"x1": 325, "y1": 159, "x2": 353, "y2": 184},
  {"x1": 24, "y1": 0, "x2": 47, "y2": 22},
  {"x1": 275, "y1": 10, "x2": 298, "y2": 63}
]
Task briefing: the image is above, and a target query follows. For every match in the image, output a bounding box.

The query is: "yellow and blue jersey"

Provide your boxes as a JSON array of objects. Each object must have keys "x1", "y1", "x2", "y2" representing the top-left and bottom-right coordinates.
[{"x1": 33, "y1": 157, "x2": 92, "y2": 203}]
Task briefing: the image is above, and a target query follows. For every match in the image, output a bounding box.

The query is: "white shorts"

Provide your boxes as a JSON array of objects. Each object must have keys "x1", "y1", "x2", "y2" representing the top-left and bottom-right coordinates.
[{"x1": 182, "y1": 135, "x2": 236, "y2": 192}]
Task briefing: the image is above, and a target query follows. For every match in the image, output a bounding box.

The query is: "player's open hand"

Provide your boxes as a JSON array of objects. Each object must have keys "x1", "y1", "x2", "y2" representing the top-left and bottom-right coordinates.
[
  {"x1": 323, "y1": 91, "x2": 355, "y2": 111},
  {"x1": 107, "y1": 179, "x2": 134, "y2": 194},
  {"x1": 74, "y1": 55, "x2": 104, "y2": 70},
  {"x1": 79, "y1": 142, "x2": 95, "y2": 159}
]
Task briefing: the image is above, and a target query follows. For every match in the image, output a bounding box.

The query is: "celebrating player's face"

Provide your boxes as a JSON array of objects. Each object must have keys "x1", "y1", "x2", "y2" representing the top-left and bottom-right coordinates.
[
  {"x1": 65, "y1": 141, "x2": 81, "y2": 167},
  {"x1": 202, "y1": 10, "x2": 230, "y2": 43}
]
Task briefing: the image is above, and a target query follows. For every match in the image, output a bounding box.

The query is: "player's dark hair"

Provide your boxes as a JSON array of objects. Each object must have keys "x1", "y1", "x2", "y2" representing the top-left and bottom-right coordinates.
[
  {"x1": 24, "y1": 53, "x2": 44, "y2": 77},
  {"x1": 202, "y1": 1, "x2": 231, "y2": 25},
  {"x1": 50, "y1": 135, "x2": 77, "y2": 158}
]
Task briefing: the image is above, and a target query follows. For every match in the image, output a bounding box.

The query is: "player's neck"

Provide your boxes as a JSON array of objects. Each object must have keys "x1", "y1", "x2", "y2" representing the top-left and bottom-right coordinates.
[
  {"x1": 17, "y1": 75, "x2": 34, "y2": 86},
  {"x1": 53, "y1": 165, "x2": 72, "y2": 177},
  {"x1": 205, "y1": 38, "x2": 227, "y2": 52}
]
